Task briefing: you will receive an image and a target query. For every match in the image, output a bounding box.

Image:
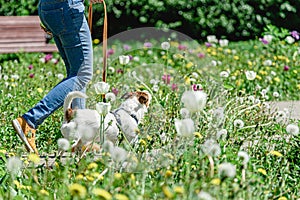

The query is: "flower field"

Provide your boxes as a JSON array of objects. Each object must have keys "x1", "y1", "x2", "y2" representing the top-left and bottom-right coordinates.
[{"x1": 0, "y1": 27, "x2": 300, "y2": 199}]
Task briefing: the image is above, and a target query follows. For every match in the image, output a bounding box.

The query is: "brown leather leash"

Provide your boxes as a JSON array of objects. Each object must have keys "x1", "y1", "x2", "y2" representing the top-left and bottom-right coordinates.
[{"x1": 88, "y1": 0, "x2": 108, "y2": 83}]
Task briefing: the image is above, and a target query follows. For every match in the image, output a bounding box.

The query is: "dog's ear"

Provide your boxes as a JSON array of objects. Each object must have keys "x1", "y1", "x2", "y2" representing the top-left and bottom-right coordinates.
[
  {"x1": 121, "y1": 92, "x2": 134, "y2": 99},
  {"x1": 136, "y1": 91, "x2": 151, "y2": 107},
  {"x1": 65, "y1": 108, "x2": 74, "y2": 122}
]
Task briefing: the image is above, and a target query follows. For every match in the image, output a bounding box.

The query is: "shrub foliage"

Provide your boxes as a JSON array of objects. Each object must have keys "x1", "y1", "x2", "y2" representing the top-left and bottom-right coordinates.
[{"x1": 0, "y1": 0, "x2": 299, "y2": 40}]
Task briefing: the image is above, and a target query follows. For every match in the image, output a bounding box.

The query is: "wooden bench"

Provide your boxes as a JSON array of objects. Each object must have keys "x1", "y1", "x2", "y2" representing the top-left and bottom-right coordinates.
[{"x1": 0, "y1": 16, "x2": 58, "y2": 54}]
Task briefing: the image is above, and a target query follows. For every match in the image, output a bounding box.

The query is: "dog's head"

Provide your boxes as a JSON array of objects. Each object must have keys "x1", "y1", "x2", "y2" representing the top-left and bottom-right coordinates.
[{"x1": 122, "y1": 91, "x2": 152, "y2": 108}]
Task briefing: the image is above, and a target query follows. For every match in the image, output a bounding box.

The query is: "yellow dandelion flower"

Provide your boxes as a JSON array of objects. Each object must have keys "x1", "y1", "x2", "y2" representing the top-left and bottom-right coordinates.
[
  {"x1": 39, "y1": 189, "x2": 49, "y2": 196},
  {"x1": 13, "y1": 180, "x2": 21, "y2": 189},
  {"x1": 139, "y1": 139, "x2": 147, "y2": 146},
  {"x1": 247, "y1": 61, "x2": 253, "y2": 66},
  {"x1": 254, "y1": 45, "x2": 258, "y2": 49},
  {"x1": 206, "y1": 48, "x2": 212, "y2": 53},
  {"x1": 86, "y1": 175, "x2": 94, "y2": 181},
  {"x1": 114, "y1": 173, "x2": 122, "y2": 179},
  {"x1": 186, "y1": 62, "x2": 194, "y2": 69},
  {"x1": 233, "y1": 56, "x2": 239, "y2": 60},
  {"x1": 256, "y1": 75, "x2": 262, "y2": 80},
  {"x1": 235, "y1": 79, "x2": 242, "y2": 86},
  {"x1": 269, "y1": 150, "x2": 283, "y2": 157},
  {"x1": 162, "y1": 55, "x2": 167, "y2": 60},
  {"x1": 162, "y1": 186, "x2": 174, "y2": 199},
  {"x1": 146, "y1": 135, "x2": 152, "y2": 141},
  {"x1": 92, "y1": 188, "x2": 112, "y2": 200},
  {"x1": 165, "y1": 170, "x2": 173, "y2": 178},
  {"x1": 87, "y1": 162, "x2": 98, "y2": 170},
  {"x1": 68, "y1": 183, "x2": 87, "y2": 198},
  {"x1": 185, "y1": 77, "x2": 191, "y2": 85},
  {"x1": 258, "y1": 168, "x2": 267, "y2": 175},
  {"x1": 28, "y1": 153, "x2": 40, "y2": 164},
  {"x1": 278, "y1": 196, "x2": 288, "y2": 200},
  {"x1": 91, "y1": 172, "x2": 100, "y2": 178},
  {"x1": 211, "y1": 178, "x2": 221, "y2": 186},
  {"x1": 259, "y1": 70, "x2": 267, "y2": 75},
  {"x1": 0, "y1": 149, "x2": 6, "y2": 154},
  {"x1": 297, "y1": 84, "x2": 300, "y2": 90},
  {"x1": 211, "y1": 51, "x2": 217, "y2": 56},
  {"x1": 37, "y1": 88, "x2": 43, "y2": 93},
  {"x1": 274, "y1": 77, "x2": 280, "y2": 83},
  {"x1": 93, "y1": 39, "x2": 100, "y2": 45},
  {"x1": 293, "y1": 70, "x2": 297, "y2": 74},
  {"x1": 130, "y1": 174, "x2": 135, "y2": 181},
  {"x1": 96, "y1": 69, "x2": 101, "y2": 75},
  {"x1": 174, "y1": 186, "x2": 184, "y2": 194},
  {"x1": 193, "y1": 132, "x2": 203, "y2": 139},
  {"x1": 75, "y1": 174, "x2": 84, "y2": 180},
  {"x1": 114, "y1": 194, "x2": 129, "y2": 200}
]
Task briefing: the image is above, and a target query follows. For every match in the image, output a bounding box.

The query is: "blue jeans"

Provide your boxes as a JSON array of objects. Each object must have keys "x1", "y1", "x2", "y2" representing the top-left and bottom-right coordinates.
[{"x1": 23, "y1": 0, "x2": 93, "y2": 129}]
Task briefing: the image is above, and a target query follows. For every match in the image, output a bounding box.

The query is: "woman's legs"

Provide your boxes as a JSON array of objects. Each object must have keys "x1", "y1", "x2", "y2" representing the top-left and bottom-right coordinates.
[{"x1": 23, "y1": 0, "x2": 93, "y2": 129}]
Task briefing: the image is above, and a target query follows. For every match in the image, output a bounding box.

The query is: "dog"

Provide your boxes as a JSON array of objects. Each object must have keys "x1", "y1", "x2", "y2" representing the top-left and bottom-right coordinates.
[{"x1": 60, "y1": 90, "x2": 151, "y2": 152}]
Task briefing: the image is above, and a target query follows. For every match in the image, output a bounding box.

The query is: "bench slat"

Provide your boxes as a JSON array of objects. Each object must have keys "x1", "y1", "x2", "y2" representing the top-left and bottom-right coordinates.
[
  {"x1": 0, "y1": 16, "x2": 58, "y2": 54},
  {"x1": 0, "y1": 45, "x2": 58, "y2": 54}
]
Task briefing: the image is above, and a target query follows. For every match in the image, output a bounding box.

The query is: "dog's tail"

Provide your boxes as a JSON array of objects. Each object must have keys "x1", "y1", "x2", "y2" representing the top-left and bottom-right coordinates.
[{"x1": 63, "y1": 91, "x2": 88, "y2": 119}]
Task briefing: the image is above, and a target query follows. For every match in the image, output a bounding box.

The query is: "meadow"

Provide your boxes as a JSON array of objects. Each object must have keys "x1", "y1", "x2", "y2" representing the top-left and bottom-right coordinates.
[{"x1": 0, "y1": 27, "x2": 299, "y2": 199}]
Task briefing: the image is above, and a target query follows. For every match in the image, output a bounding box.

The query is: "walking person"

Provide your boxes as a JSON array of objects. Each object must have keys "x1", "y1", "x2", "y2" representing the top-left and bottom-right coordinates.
[{"x1": 12, "y1": 0, "x2": 103, "y2": 154}]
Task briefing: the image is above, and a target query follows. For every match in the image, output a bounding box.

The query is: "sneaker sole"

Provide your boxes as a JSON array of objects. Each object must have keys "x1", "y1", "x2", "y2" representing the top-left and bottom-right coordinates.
[{"x1": 12, "y1": 119, "x2": 35, "y2": 153}]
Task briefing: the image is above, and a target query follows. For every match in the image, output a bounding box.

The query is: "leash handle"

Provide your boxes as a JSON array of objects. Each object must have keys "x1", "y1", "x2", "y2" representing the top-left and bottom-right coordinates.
[{"x1": 88, "y1": 1, "x2": 108, "y2": 83}]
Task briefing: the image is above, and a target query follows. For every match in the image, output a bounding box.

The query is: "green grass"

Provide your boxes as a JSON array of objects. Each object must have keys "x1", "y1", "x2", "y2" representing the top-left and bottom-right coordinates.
[{"x1": 0, "y1": 36, "x2": 299, "y2": 199}]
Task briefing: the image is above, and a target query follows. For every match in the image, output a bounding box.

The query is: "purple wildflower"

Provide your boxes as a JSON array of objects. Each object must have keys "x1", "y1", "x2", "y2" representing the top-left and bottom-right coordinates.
[
  {"x1": 112, "y1": 87, "x2": 119, "y2": 96},
  {"x1": 205, "y1": 42, "x2": 212, "y2": 47},
  {"x1": 291, "y1": 31, "x2": 300, "y2": 40},
  {"x1": 197, "y1": 53, "x2": 205, "y2": 58},
  {"x1": 162, "y1": 74, "x2": 171, "y2": 84},
  {"x1": 284, "y1": 65, "x2": 290, "y2": 71},
  {"x1": 28, "y1": 65, "x2": 33, "y2": 70},
  {"x1": 171, "y1": 83, "x2": 178, "y2": 91},
  {"x1": 178, "y1": 44, "x2": 187, "y2": 51},
  {"x1": 29, "y1": 73, "x2": 35, "y2": 78},
  {"x1": 144, "y1": 42, "x2": 152, "y2": 48},
  {"x1": 117, "y1": 68, "x2": 124, "y2": 74},
  {"x1": 44, "y1": 54, "x2": 53, "y2": 63},
  {"x1": 192, "y1": 84, "x2": 203, "y2": 91},
  {"x1": 259, "y1": 38, "x2": 269, "y2": 45},
  {"x1": 107, "y1": 49, "x2": 115, "y2": 56},
  {"x1": 123, "y1": 44, "x2": 131, "y2": 51}
]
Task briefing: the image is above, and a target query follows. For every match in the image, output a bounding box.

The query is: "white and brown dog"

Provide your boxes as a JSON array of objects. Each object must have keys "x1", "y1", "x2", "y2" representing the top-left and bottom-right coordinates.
[{"x1": 60, "y1": 90, "x2": 151, "y2": 151}]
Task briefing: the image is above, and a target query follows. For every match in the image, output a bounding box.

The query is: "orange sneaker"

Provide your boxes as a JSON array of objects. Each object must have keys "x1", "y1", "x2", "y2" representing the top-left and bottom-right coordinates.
[{"x1": 12, "y1": 117, "x2": 39, "y2": 154}]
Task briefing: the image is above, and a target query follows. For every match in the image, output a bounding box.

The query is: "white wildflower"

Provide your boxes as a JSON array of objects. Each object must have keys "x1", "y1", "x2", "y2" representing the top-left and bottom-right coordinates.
[
  {"x1": 207, "y1": 35, "x2": 218, "y2": 43},
  {"x1": 263, "y1": 34, "x2": 273, "y2": 43},
  {"x1": 201, "y1": 139, "x2": 221, "y2": 157},
  {"x1": 286, "y1": 36, "x2": 295, "y2": 44},
  {"x1": 233, "y1": 119, "x2": 244, "y2": 128},
  {"x1": 219, "y1": 39, "x2": 229, "y2": 47},
  {"x1": 7, "y1": 156, "x2": 22, "y2": 175},
  {"x1": 220, "y1": 71, "x2": 229, "y2": 78},
  {"x1": 198, "y1": 191, "x2": 215, "y2": 200},
  {"x1": 245, "y1": 70, "x2": 256, "y2": 80},
  {"x1": 286, "y1": 124, "x2": 299, "y2": 136},
  {"x1": 105, "y1": 92, "x2": 116, "y2": 102},
  {"x1": 211, "y1": 60, "x2": 217, "y2": 66},
  {"x1": 263, "y1": 59, "x2": 273, "y2": 66},
  {"x1": 57, "y1": 73, "x2": 64, "y2": 80},
  {"x1": 181, "y1": 90, "x2": 207, "y2": 113},
  {"x1": 96, "y1": 102, "x2": 111, "y2": 116},
  {"x1": 94, "y1": 81, "x2": 110, "y2": 94},
  {"x1": 216, "y1": 129, "x2": 228, "y2": 140},
  {"x1": 161, "y1": 41, "x2": 171, "y2": 50},
  {"x1": 273, "y1": 92, "x2": 280, "y2": 98},
  {"x1": 218, "y1": 162, "x2": 236, "y2": 178},
  {"x1": 118, "y1": 55, "x2": 130, "y2": 65},
  {"x1": 174, "y1": 118, "x2": 195, "y2": 138},
  {"x1": 57, "y1": 138, "x2": 70, "y2": 151},
  {"x1": 238, "y1": 151, "x2": 250, "y2": 165}
]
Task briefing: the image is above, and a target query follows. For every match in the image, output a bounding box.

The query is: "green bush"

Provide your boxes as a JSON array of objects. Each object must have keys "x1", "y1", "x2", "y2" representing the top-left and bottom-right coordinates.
[{"x1": 1, "y1": 0, "x2": 299, "y2": 41}]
